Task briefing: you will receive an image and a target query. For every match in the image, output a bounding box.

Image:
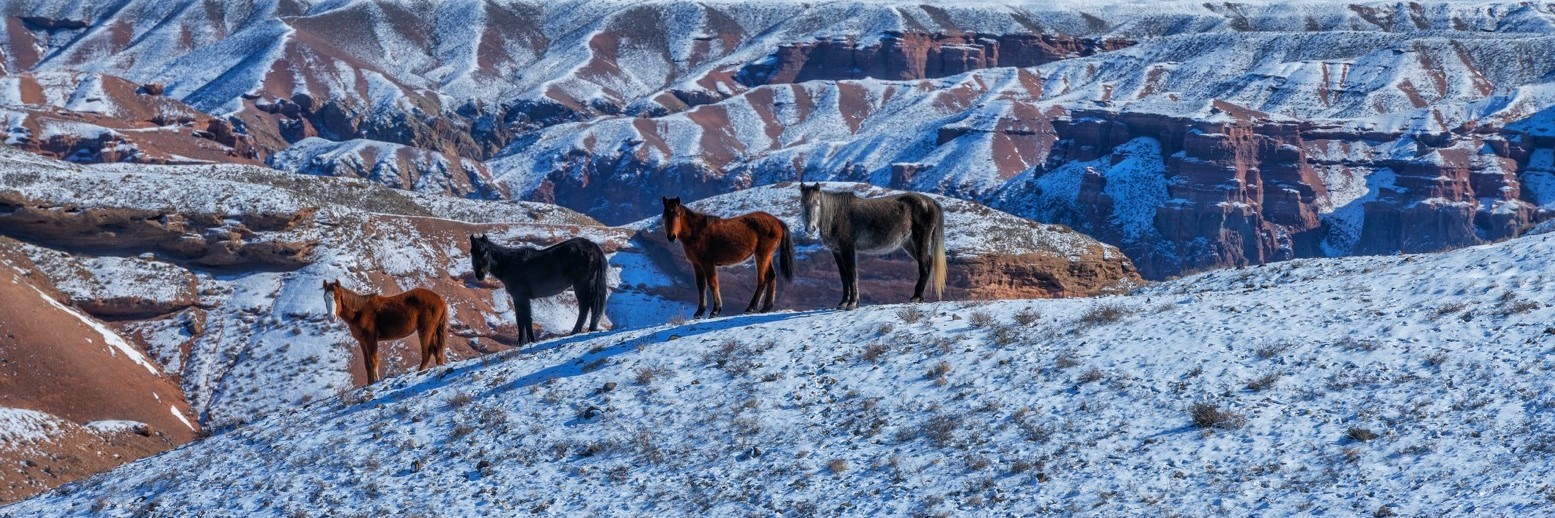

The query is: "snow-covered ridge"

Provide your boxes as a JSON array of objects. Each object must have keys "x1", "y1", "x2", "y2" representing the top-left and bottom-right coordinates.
[{"x1": 9, "y1": 211, "x2": 1555, "y2": 516}]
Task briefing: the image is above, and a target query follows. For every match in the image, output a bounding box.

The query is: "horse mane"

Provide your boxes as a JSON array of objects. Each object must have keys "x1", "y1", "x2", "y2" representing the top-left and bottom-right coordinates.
[
  {"x1": 676, "y1": 203, "x2": 722, "y2": 224},
  {"x1": 482, "y1": 240, "x2": 538, "y2": 262},
  {"x1": 333, "y1": 285, "x2": 375, "y2": 316},
  {"x1": 815, "y1": 189, "x2": 856, "y2": 225}
]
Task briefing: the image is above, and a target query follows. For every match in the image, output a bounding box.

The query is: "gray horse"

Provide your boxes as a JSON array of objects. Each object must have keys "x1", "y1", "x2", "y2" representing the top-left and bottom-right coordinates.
[{"x1": 799, "y1": 183, "x2": 947, "y2": 309}]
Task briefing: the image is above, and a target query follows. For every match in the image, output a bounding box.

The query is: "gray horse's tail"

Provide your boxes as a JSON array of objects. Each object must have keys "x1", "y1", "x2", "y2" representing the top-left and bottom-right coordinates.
[
  {"x1": 778, "y1": 222, "x2": 795, "y2": 282},
  {"x1": 931, "y1": 202, "x2": 946, "y2": 299}
]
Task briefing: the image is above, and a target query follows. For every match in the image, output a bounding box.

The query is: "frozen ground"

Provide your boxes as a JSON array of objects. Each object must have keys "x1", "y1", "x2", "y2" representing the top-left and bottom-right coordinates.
[{"x1": 8, "y1": 221, "x2": 1555, "y2": 516}]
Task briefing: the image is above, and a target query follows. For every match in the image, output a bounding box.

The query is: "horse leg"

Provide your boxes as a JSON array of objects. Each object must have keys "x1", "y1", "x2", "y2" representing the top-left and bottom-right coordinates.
[
  {"x1": 707, "y1": 265, "x2": 723, "y2": 317},
  {"x1": 746, "y1": 253, "x2": 769, "y2": 313},
  {"x1": 515, "y1": 296, "x2": 534, "y2": 345},
  {"x1": 416, "y1": 320, "x2": 436, "y2": 371},
  {"x1": 909, "y1": 234, "x2": 931, "y2": 303},
  {"x1": 692, "y1": 264, "x2": 707, "y2": 319},
  {"x1": 570, "y1": 284, "x2": 590, "y2": 335},
  {"x1": 360, "y1": 335, "x2": 380, "y2": 384},
  {"x1": 843, "y1": 247, "x2": 860, "y2": 310},
  {"x1": 588, "y1": 284, "x2": 605, "y2": 332},
  {"x1": 833, "y1": 248, "x2": 858, "y2": 308},
  {"x1": 435, "y1": 308, "x2": 449, "y2": 366},
  {"x1": 761, "y1": 264, "x2": 777, "y2": 313}
]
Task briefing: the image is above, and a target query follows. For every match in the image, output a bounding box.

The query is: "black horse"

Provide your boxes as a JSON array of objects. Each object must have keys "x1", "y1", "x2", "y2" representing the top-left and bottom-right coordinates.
[
  {"x1": 799, "y1": 183, "x2": 946, "y2": 309},
  {"x1": 469, "y1": 235, "x2": 609, "y2": 345}
]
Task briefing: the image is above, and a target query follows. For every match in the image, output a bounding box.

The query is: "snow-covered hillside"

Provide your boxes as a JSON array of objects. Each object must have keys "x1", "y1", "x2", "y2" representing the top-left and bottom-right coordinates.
[
  {"x1": 11, "y1": 220, "x2": 1555, "y2": 516},
  {"x1": 0, "y1": 146, "x2": 623, "y2": 433}
]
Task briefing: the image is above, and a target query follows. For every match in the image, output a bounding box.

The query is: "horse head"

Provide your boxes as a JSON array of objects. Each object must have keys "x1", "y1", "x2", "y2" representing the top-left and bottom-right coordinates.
[
  {"x1": 321, "y1": 279, "x2": 341, "y2": 319},
  {"x1": 799, "y1": 183, "x2": 822, "y2": 235},
  {"x1": 661, "y1": 196, "x2": 684, "y2": 242},
  {"x1": 469, "y1": 234, "x2": 493, "y2": 281}
]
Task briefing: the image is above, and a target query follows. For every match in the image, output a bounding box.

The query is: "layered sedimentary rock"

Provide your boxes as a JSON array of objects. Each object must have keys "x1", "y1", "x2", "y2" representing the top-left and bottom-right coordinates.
[
  {"x1": 0, "y1": 72, "x2": 263, "y2": 164},
  {"x1": 268, "y1": 137, "x2": 509, "y2": 200},
  {"x1": 736, "y1": 32, "x2": 1131, "y2": 85}
]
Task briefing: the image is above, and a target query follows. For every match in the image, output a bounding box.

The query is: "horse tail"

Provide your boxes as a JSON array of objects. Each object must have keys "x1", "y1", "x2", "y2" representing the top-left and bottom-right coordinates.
[
  {"x1": 778, "y1": 221, "x2": 795, "y2": 283},
  {"x1": 590, "y1": 242, "x2": 609, "y2": 324},
  {"x1": 930, "y1": 199, "x2": 947, "y2": 300},
  {"x1": 433, "y1": 300, "x2": 450, "y2": 358}
]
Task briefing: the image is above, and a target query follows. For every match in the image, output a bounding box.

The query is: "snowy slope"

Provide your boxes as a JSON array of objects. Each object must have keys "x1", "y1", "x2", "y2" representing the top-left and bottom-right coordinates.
[
  {"x1": 11, "y1": 223, "x2": 1555, "y2": 515},
  {"x1": 0, "y1": 147, "x2": 624, "y2": 433}
]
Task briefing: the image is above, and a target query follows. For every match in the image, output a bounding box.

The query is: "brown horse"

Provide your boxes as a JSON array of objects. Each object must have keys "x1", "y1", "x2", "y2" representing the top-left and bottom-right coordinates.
[
  {"x1": 322, "y1": 280, "x2": 449, "y2": 384},
  {"x1": 661, "y1": 196, "x2": 795, "y2": 318}
]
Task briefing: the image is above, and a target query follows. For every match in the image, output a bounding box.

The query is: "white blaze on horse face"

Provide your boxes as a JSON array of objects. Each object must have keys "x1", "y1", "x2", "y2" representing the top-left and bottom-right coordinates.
[{"x1": 324, "y1": 291, "x2": 338, "y2": 319}]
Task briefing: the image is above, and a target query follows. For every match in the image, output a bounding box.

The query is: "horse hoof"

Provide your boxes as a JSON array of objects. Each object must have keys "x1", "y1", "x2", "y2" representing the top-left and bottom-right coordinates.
[{"x1": 909, "y1": 297, "x2": 922, "y2": 303}]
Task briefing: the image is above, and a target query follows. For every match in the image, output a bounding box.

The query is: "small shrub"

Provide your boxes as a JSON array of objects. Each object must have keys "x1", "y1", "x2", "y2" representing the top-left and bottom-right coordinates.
[
  {"x1": 1347, "y1": 427, "x2": 1378, "y2": 442},
  {"x1": 1054, "y1": 351, "x2": 1080, "y2": 369},
  {"x1": 1435, "y1": 301, "x2": 1467, "y2": 316},
  {"x1": 1077, "y1": 367, "x2": 1104, "y2": 384},
  {"x1": 669, "y1": 314, "x2": 687, "y2": 326},
  {"x1": 1009, "y1": 458, "x2": 1041, "y2": 474},
  {"x1": 451, "y1": 423, "x2": 476, "y2": 440},
  {"x1": 1245, "y1": 372, "x2": 1281, "y2": 391},
  {"x1": 921, "y1": 414, "x2": 959, "y2": 448},
  {"x1": 877, "y1": 322, "x2": 895, "y2": 335},
  {"x1": 927, "y1": 361, "x2": 953, "y2": 379},
  {"x1": 635, "y1": 431, "x2": 665, "y2": 464},
  {"x1": 633, "y1": 367, "x2": 657, "y2": 385},
  {"x1": 1190, "y1": 402, "x2": 1245, "y2": 430},
  {"x1": 1078, "y1": 304, "x2": 1129, "y2": 326},
  {"x1": 1015, "y1": 414, "x2": 1051, "y2": 444},
  {"x1": 859, "y1": 343, "x2": 891, "y2": 363},
  {"x1": 706, "y1": 339, "x2": 760, "y2": 377},
  {"x1": 826, "y1": 458, "x2": 849, "y2": 474},
  {"x1": 446, "y1": 391, "x2": 474, "y2": 408},
  {"x1": 968, "y1": 311, "x2": 996, "y2": 329},
  {"x1": 1014, "y1": 307, "x2": 1041, "y2": 326},
  {"x1": 1501, "y1": 299, "x2": 1541, "y2": 315},
  {"x1": 897, "y1": 305, "x2": 926, "y2": 324},
  {"x1": 477, "y1": 405, "x2": 510, "y2": 429},
  {"x1": 1254, "y1": 341, "x2": 1291, "y2": 360},
  {"x1": 1336, "y1": 337, "x2": 1380, "y2": 352},
  {"x1": 1424, "y1": 351, "x2": 1449, "y2": 368},
  {"x1": 922, "y1": 336, "x2": 954, "y2": 355},
  {"x1": 990, "y1": 325, "x2": 1021, "y2": 347}
]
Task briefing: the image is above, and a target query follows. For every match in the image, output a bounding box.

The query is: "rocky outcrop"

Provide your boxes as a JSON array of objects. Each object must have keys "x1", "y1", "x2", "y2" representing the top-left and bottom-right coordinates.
[
  {"x1": 737, "y1": 32, "x2": 1131, "y2": 85},
  {"x1": 267, "y1": 138, "x2": 510, "y2": 200},
  {"x1": 0, "y1": 191, "x2": 319, "y2": 269},
  {"x1": 0, "y1": 72, "x2": 264, "y2": 164}
]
